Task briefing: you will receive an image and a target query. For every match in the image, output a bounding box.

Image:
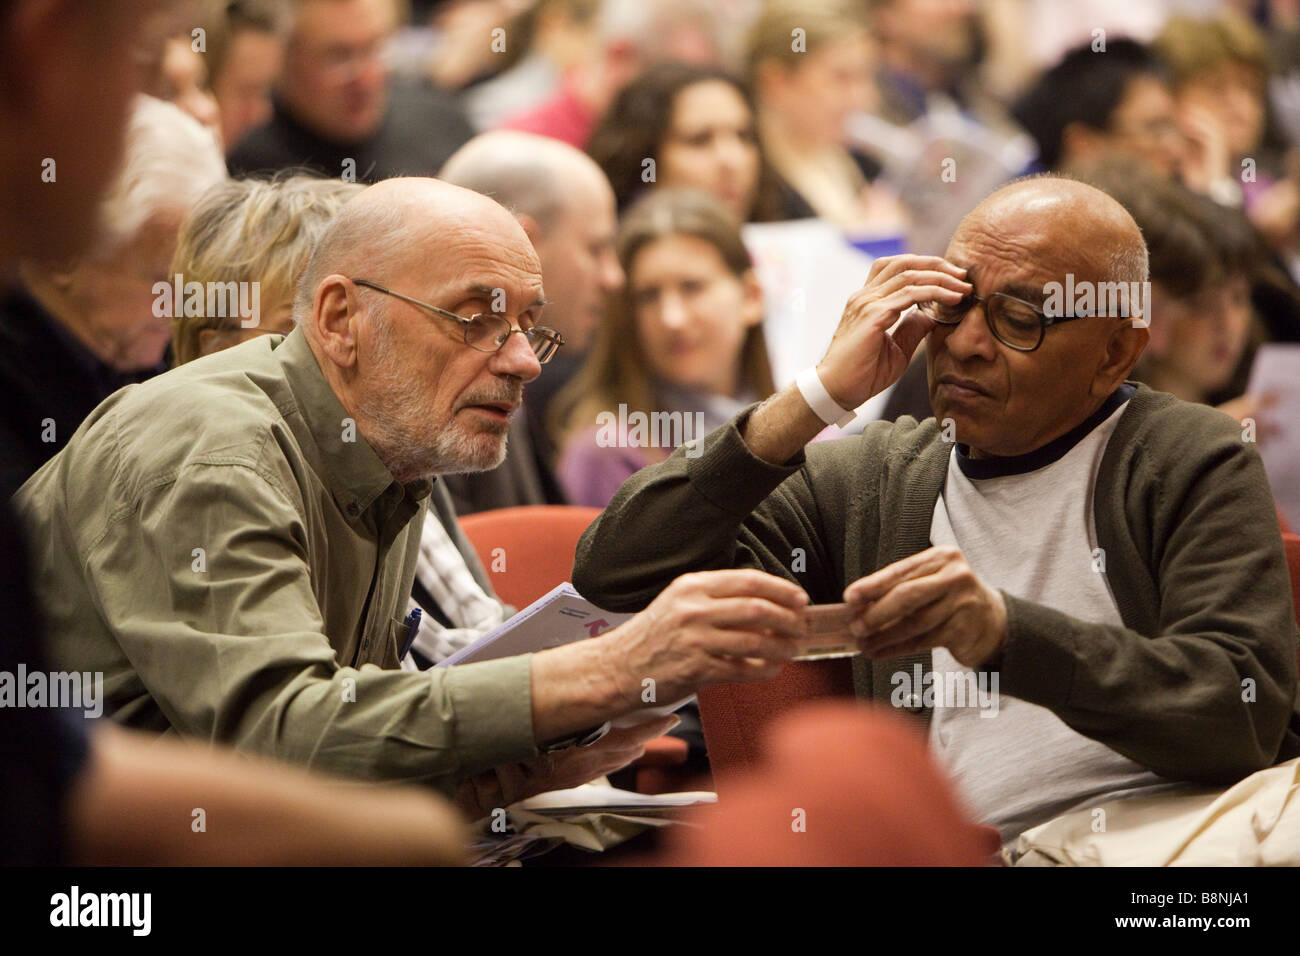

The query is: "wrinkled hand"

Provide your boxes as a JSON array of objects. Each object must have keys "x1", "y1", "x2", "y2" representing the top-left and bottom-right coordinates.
[
  {"x1": 817, "y1": 254, "x2": 970, "y2": 410},
  {"x1": 602, "y1": 569, "x2": 809, "y2": 709},
  {"x1": 844, "y1": 546, "x2": 1007, "y2": 669},
  {"x1": 455, "y1": 715, "x2": 680, "y2": 821}
]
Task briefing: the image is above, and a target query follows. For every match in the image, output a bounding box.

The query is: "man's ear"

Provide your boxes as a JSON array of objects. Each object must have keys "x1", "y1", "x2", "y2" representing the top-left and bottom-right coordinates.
[
  {"x1": 1094, "y1": 321, "x2": 1149, "y2": 398},
  {"x1": 311, "y1": 276, "x2": 360, "y2": 370}
]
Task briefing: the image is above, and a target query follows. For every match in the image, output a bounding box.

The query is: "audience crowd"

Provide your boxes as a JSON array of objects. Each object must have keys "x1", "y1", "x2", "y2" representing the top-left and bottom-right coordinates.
[{"x1": 3, "y1": 0, "x2": 1300, "y2": 868}]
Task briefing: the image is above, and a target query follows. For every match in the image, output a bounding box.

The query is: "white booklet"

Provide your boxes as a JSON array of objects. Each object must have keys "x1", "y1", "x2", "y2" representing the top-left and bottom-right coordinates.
[{"x1": 436, "y1": 582, "x2": 634, "y2": 667}]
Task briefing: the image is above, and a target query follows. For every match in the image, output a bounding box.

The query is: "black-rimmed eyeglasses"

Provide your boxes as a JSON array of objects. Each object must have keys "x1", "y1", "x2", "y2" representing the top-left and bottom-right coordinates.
[
  {"x1": 351, "y1": 278, "x2": 565, "y2": 363},
  {"x1": 918, "y1": 292, "x2": 1096, "y2": 352}
]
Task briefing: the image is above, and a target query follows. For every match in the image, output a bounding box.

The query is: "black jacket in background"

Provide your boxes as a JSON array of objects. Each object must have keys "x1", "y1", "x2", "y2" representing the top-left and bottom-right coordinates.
[
  {"x1": 228, "y1": 77, "x2": 474, "y2": 182},
  {"x1": 0, "y1": 288, "x2": 165, "y2": 499},
  {"x1": 0, "y1": 499, "x2": 89, "y2": 863}
]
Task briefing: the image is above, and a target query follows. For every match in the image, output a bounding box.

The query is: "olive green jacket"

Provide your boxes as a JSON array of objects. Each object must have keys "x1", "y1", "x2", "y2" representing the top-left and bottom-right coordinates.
[{"x1": 15, "y1": 330, "x2": 537, "y2": 792}]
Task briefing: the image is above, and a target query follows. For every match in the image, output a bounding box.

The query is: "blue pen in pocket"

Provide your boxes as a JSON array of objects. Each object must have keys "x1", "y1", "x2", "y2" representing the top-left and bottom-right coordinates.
[{"x1": 400, "y1": 607, "x2": 422, "y2": 659}]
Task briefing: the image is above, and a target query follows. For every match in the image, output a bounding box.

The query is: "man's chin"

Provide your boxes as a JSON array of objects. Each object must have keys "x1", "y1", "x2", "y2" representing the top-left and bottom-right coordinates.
[
  {"x1": 454, "y1": 434, "x2": 509, "y2": 474},
  {"x1": 932, "y1": 406, "x2": 987, "y2": 447}
]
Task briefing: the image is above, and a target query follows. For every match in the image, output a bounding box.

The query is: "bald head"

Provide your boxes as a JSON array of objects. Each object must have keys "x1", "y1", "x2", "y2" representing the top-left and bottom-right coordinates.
[
  {"x1": 439, "y1": 132, "x2": 623, "y2": 349},
  {"x1": 956, "y1": 176, "x2": 1148, "y2": 289},
  {"x1": 926, "y1": 174, "x2": 1152, "y2": 460},
  {"x1": 295, "y1": 176, "x2": 538, "y2": 328},
  {"x1": 439, "y1": 131, "x2": 611, "y2": 232},
  {"x1": 296, "y1": 176, "x2": 547, "y2": 484}
]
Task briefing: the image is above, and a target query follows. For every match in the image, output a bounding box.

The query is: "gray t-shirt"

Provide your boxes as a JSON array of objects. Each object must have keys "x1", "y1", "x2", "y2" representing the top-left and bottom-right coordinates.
[{"x1": 928, "y1": 397, "x2": 1190, "y2": 844}]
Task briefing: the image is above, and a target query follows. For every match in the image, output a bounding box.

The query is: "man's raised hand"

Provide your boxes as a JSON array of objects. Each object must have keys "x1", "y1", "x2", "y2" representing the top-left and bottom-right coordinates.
[{"x1": 817, "y1": 255, "x2": 971, "y2": 410}]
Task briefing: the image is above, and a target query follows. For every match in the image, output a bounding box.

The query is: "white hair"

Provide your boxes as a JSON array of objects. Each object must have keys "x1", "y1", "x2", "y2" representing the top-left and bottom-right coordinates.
[
  {"x1": 1107, "y1": 238, "x2": 1149, "y2": 286},
  {"x1": 94, "y1": 95, "x2": 227, "y2": 258}
]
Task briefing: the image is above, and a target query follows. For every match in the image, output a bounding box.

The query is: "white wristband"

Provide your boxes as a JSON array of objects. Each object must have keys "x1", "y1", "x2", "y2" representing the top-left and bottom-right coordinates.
[{"x1": 795, "y1": 367, "x2": 857, "y2": 429}]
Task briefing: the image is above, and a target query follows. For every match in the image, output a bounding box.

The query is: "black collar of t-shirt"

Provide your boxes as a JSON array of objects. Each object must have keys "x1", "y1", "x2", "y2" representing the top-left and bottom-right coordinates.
[{"x1": 954, "y1": 383, "x2": 1137, "y2": 480}]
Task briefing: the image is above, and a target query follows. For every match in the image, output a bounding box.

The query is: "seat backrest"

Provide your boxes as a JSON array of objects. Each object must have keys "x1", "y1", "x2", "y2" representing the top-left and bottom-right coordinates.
[
  {"x1": 697, "y1": 658, "x2": 856, "y2": 798},
  {"x1": 457, "y1": 505, "x2": 603, "y2": 610}
]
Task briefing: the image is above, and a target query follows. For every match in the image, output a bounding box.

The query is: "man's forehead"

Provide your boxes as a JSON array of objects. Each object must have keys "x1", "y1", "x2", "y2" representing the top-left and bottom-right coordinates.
[
  {"x1": 451, "y1": 279, "x2": 547, "y2": 308},
  {"x1": 946, "y1": 215, "x2": 1099, "y2": 289}
]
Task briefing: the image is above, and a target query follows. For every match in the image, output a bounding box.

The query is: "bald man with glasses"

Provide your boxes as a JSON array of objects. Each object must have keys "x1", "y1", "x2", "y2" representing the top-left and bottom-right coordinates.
[
  {"x1": 14, "y1": 177, "x2": 813, "y2": 816},
  {"x1": 575, "y1": 176, "x2": 1300, "y2": 854}
]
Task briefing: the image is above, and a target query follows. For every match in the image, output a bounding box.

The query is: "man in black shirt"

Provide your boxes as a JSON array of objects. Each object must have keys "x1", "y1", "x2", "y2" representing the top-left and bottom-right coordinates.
[{"x1": 227, "y1": 0, "x2": 473, "y2": 182}]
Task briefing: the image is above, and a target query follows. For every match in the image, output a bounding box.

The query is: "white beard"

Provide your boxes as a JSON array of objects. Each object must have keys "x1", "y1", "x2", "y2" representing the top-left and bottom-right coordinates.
[{"x1": 356, "y1": 324, "x2": 512, "y2": 482}]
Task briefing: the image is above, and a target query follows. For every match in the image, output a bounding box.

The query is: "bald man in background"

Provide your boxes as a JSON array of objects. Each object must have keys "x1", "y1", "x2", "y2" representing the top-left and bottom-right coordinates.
[
  {"x1": 576, "y1": 176, "x2": 1300, "y2": 854},
  {"x1": 437, "y1": 130, "x2": 623, "y2": 513}
]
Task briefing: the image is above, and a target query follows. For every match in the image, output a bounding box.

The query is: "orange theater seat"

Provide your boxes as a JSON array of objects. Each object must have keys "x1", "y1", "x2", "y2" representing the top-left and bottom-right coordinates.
[
  {"x1": 457, "y1": 505, "x2": 602, "y2": 610},
  {"x1": 457, "y1": 504, "x2": 688, "y2": 792},
  {"x1": 698, "y1": 657, "x2": 856, "y2": 797},
  {"x1": 661, "y1": 701, "x2": 1000, "y2": 866}
]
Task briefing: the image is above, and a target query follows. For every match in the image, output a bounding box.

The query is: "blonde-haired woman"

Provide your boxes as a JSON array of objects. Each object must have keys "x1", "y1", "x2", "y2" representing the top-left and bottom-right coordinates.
[
  {"x1": 554, "y1": 188, "x2": 775, "y2": 507},
  {"x1": 170, "y1": 174, "x2": 362, "y2": 365},
  {"x1": 746, "y1": 0, "x2": 905, "y2": 235}
]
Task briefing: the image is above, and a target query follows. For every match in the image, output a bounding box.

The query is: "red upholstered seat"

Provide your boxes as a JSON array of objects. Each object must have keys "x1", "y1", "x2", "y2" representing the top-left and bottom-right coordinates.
[
  {"x1": 457, "y1": 504, "x2": 689, "y2": 792},
  {"x1": 457, "y1": 505, "x2": 603, "y2": 610},
  {"x1": 698, "y1": 658, "x2": 856, "y2": 797}
]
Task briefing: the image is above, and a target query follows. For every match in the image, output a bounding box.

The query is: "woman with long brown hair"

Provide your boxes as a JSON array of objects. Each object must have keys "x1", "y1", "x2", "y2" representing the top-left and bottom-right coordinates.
[
  {"x1": 586, "y1": 60, "x2": 785, "y2": 222},
  {"x1": 553, "y1": 187, "x2": 776, "y2": 507}
]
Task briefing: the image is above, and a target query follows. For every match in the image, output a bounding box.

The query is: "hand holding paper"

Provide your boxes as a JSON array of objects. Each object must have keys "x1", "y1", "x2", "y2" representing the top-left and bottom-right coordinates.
[{"x1": 840, "y1": 546, "x2": 1007, "y2": 669}]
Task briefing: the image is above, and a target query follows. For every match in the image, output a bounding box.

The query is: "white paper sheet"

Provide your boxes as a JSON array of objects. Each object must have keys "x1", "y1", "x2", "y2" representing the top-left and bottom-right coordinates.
[
  {"x1": 1246, "y1": 344, "x2": 1300, "y2": 528},
  {"x1": 742, "y1": 218, "x2": 897, "y2": 429},
  {"x1": 436, "y1": 582, "x2": 633, "y2": 667},
  {"x1": 514, "y1": 783, "x2": 717, "y2": 814}
]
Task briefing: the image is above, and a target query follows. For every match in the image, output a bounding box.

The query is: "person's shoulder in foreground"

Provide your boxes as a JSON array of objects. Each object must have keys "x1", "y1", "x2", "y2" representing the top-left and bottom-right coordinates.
[{"x1": 22, "y1": 330, "x2": 298, "y2": 490}]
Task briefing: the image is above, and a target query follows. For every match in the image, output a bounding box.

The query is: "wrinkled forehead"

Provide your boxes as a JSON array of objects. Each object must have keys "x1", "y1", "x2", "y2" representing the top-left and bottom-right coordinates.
[
  {"x1": 945, "y1": 203, "x2": 1107, "y2": 295},
  {"x1": 422, "y1": 221, "x2": 544, "y2": 306}
]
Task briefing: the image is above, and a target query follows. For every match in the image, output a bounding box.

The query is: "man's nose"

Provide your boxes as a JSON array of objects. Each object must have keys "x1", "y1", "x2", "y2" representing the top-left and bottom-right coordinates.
[
  {"x1": 941, "y1": 302, "x2": 1000, "y2": 361},
  {"x1": 489, "y1": 329, "x2": 542, "y2": 383}
]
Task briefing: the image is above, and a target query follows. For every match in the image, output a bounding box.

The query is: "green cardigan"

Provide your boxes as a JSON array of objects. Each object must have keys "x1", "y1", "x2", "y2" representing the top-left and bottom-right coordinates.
[{"x1": 574, "y1": 383, "x2": 1300, "y2": 785}]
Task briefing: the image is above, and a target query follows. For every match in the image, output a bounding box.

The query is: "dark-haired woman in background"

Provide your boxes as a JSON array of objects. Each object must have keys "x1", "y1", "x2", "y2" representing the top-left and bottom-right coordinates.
[
  {"x1": 586, "y1": 61, "x2": 785, "y2": 222},
  {"x1": 1082, "y1": 160, "x2": 1282, "y2": 432},
  {"x1": 553, "y1": 188, "x2": 776, "y2": 508}
]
